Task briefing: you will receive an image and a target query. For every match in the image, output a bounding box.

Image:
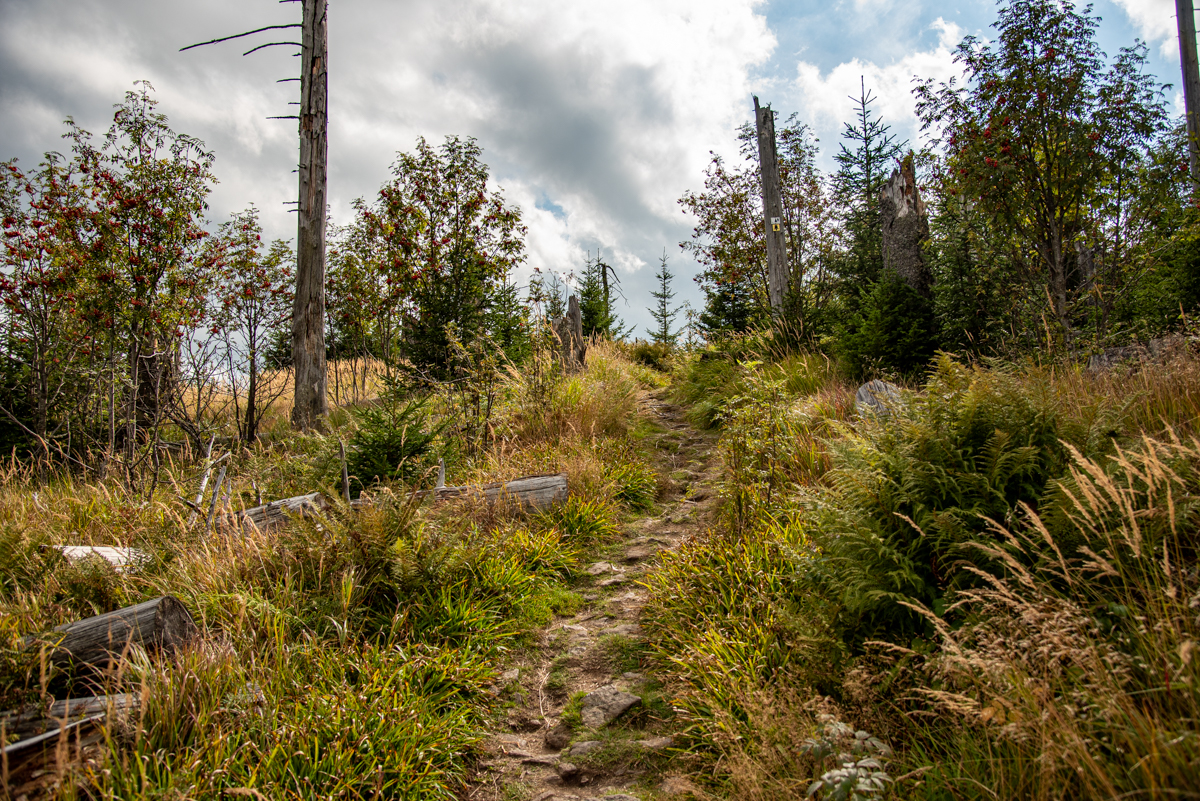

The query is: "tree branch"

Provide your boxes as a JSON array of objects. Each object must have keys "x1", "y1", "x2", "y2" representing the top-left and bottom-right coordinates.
[
  {"x1": 243, "y1": 41, "x2": 301, "y2": 56},
  {"x1": 179, "y1": 24, "x2": 301, "y2": 52}
]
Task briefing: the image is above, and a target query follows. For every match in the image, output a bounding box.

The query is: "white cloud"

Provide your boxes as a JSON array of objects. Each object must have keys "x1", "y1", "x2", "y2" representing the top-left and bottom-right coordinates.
[
  {"x1": 1112, "y1": 0, "x2": 1177, "y2": 58},
  {"x1": 791, "y1": 17, "x2": 963, "y2": 156}
]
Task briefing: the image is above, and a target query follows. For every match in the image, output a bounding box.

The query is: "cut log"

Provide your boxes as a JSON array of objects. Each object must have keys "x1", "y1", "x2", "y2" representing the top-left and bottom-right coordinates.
[
  {"x1": 855, "y1": 380, "x2": 902, "y2": 418},
  {"x1": 31, "y1": 595, "x2": 197, "y2": 670},
  {"x1": 226, "y1": 491, "x2": 329, "y2": 531},
  {"x1": 44, "y1": 545, "x2": 148, "y2": 573}
]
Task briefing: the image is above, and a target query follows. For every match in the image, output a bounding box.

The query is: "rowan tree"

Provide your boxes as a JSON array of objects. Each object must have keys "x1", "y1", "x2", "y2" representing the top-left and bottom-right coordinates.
[
  {"x1": 915, "y1": 0, "x2": 1167, "y2": 337},
  {"x1": 355, "y1": 136, "x2": 525, "y2": 376},
  {"x1": 210, "y1": 207, "x2": 294, "y2": 442}
]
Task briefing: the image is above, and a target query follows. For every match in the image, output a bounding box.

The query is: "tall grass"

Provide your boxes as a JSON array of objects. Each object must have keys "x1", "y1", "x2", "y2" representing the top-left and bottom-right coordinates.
[{"x1": 645, "y1": 348, "x2": 1200, "y2": 799}]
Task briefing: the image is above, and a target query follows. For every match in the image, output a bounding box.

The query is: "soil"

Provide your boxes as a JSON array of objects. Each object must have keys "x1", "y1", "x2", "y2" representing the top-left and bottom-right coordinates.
[{"x1": 464, "y1": 387, "x2": 721, "y2": 801}]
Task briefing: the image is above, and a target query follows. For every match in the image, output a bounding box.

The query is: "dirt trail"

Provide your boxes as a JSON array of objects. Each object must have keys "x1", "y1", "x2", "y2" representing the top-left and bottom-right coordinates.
[{"x1": 465, "y1": 387, "x2": 721, "y2": 801}]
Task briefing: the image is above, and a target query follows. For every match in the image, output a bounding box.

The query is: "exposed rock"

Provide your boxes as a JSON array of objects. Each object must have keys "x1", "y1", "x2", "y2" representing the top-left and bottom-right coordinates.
[
  {"x1": 621, "y1": 671, "x2": 644, "y2": 682},
  {"x1": 555, "y1": 761, "x2": 579, "y2": 779},
  {"x1": 855, "y1": 380, "x2": 902, "y2": 418},
  {"x1": 599, "y1": 795, "x2": 640, "y2": 801},
  {"x1": 602, "y1": 623, "x2": 642, "y2": 638},
  {"x1": 559, "y1": 624, "x2": 589, "y2": 636},
  {"x1": 500, "y1": 668, "x2": 520, "y2": 683},
  {"x1": 545, "y1": 721, "x2": 573, "y2": 750},
  {"x1": 521, "y1": 755, "x2": 559, "y2": 766},
  {"x1": 586, "y1": 562, "x2": 617, "y2": 576},
  {"x1": 596, "y1": 576, "x2": 626, "y2": 588},
  {"x1": 580, "y1": 685, "x2": 641, "y2": 729},
  {"x1": 566, "y1": 739, "x2": 605, "y2": 757},
  {"x1": 623, "y1": 545, "x2": 656, "y2": 562},
  {"x1": 1087, "y1": 334, "x2": 1191, "y2": 372},
  {"x1": 636, "y1": 736, "x2": 674, "y2": 750}
]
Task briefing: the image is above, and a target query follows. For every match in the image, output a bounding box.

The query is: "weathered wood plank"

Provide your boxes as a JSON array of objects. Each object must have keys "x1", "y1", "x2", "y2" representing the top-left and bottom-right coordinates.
[
  {"x1": 226, "y1": 491, "x2": 330, "y2": 531},
  {"x1": 45, "y1": 545, "x2": 148, "y2": 573}
]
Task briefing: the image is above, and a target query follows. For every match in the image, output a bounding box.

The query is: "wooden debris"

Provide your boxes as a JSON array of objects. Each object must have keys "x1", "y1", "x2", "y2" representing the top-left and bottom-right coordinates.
[
  {"x1": 225, "y1": 491, "x2": 330, "y2": 531},
  {"x1": 44, "y1": 545, "x2": 148, "y2": 573},
  {"x1": 31, "y1": 595, "x2": 197, "y2": 670},
  {"x1": 1, "y1": 694, "x2": 135, "y2": 794},
  {"x1": 434, "y1": 473, "x2": 568, "y2": 510}
]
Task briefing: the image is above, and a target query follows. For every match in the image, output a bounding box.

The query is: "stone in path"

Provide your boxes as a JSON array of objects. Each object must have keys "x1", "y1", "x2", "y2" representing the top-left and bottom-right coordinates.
[
  {"x1": 623, "y1": 544, "x2": 657, "y2": 562},
  {"x1": 586, "y1": 561, "x2": 618, "y2": 576},
  {"x1": 545, "y1": 721, "x2": 573, "y2": 750},
  {"x1": 580, "y1": 685, "x2": 641, "y2": 729}
]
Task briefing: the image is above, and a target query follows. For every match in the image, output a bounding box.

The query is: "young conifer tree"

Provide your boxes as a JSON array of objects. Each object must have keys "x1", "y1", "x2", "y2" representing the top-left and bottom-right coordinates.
[{"x1": 648, "y1": 250, "x2": 678, "y2": 345}]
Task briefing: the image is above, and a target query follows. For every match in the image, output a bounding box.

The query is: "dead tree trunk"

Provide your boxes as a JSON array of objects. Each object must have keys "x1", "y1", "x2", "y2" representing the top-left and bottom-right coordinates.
[
  {"x1": 292, "y1": 0, "x2": 329, "y2": 431},
  {"x1": 31, "y1": 596, "x2": 197, "y2": 671},
  {"x1": 1179, "y1": 0, "x2": 1200, "y2": 193},
  {"x1": 879, "y1": 153, "x2": 931, "y2": 296},
  {"x1": 753, "y1": 97, "x2": 788, "y2": 314},
  {"x1": 554, "y1": 295, "x2": 586, "y2": 373}
]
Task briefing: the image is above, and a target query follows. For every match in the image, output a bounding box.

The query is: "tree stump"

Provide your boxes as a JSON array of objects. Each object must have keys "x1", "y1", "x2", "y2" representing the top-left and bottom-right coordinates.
[
  {"x1": 880, "y1": 153, "x2": 931, "y2": 296},
  {"x1": 554, "y1": 295, "x2": 586, "y2": 373}
]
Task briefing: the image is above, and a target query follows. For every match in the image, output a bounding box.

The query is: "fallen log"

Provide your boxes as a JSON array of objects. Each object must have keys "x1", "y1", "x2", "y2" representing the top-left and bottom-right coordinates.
[
  {"x1": 1, "y1": 693, "x2": 135, "y2": 793},
  {"x1": 225, "y1": 474, "x2": 567, "y2": 533},
  {"x1": 30, "y1": 595, "x2": 197, "y2": 670},
  {"x1": 434, "y1": 473, "x2": 568, "y2": 510},
  {"x1": 225, "y1": 491, "x2": 330, "y2": 531}
]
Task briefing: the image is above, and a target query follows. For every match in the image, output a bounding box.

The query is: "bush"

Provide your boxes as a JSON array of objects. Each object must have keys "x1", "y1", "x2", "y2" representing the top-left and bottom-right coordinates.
[
  {"x1": 345, "y1": 396, "x2": 441, "y2": 496},
  {"x1": 630, "y1": 339, "x2": 673, "y2": 371},
  {"x1": 837, "y1": 270, "x2": 937, "y2": 380}
]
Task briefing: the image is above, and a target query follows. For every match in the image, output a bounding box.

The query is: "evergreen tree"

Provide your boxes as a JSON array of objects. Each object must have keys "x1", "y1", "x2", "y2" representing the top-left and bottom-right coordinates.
[
  {"x1": 578, "y1": 250, "x2": 626, "y2": 338},
  {"x1": 833, "y1": 78, "x2": 906, "y2": 304},
  {"x1": 647, "y1": 250, "x2": 678, "y2": 345}
]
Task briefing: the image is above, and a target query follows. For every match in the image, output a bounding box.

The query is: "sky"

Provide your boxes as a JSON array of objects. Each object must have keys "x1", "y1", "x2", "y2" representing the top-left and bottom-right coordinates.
[{"x1": 0, "y1": 0, "x2": 1184, "y2": 338}]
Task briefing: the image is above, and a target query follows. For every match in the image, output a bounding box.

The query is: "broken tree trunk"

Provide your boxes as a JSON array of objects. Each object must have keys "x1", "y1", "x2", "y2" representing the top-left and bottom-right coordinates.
[
  {"x1": 554, "y1": 295, "x2": 586, "y2": 373},
  {"x1": 879, "y1": 153, "x2": 931, "y2": 296},
  {"x1": 227, "y1": 491, "x2": 329, "y2": 531},
  {"x1": 30, "y1": 596, "x2": 197, "y2": 671},
  {"x1": 754, "y1": 96, "x2": 788, "y2": 314},
  {"x1": 292, "y1": 0, "x2": 329, "y2": 431}
]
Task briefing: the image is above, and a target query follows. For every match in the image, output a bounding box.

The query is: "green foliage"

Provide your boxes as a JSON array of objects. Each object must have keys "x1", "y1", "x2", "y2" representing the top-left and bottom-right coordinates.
[
  {"x1": 648, "y1": 250, "x2": 679, "y2": 345},
  {"x1": 604, "y1": 458, "x2": 657, "y2": 511},
  {"x1": 345, "y1": 396, "x2": 441, "y2": 495},
  {"x1": 536, "y1": 495, "x2": 620, "y2": 544},
  {"x1": 836, "y1": 270, "x2": 937, "y2": 379},
  {"x1": 630, "y1": 339, "x2": 673, "y2": 372}
]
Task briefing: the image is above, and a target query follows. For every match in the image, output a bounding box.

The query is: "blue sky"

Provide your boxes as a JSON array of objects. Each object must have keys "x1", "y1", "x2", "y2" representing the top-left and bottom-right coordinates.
[{"x1": 0, "y1": 0, "x2": 1183, "y2": 337}]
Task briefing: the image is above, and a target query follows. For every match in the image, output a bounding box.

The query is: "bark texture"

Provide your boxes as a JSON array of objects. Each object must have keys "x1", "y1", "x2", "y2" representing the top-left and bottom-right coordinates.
[
  {"x1": 34, "y1": 596, "x2": 197, "y2": 670},
  {"x1": 292, "y1": 0, "x2": 329, "y2": 431},
  {"x1": 1179, "y1": 0, "x2": 1200, "y2": 191},
  {"x1": 879, "y1": 156, "x2": 931, "y2": 296},
  {"x1": 753, "y1": 96, "x2": 788, "y2": 312},
  {"x1": 554, "y1": 295, "x2": 586, "y2": 373}
]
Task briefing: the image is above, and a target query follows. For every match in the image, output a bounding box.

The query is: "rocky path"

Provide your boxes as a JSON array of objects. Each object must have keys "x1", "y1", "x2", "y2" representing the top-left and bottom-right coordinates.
[{"x1": 465, "y1": 387, "x2": 721, "y2": 801}]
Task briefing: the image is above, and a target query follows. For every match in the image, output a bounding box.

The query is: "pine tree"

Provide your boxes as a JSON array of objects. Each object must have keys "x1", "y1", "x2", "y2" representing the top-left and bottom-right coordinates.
[
  {"x1": 648, "y1": 250, "x2": 678, "y2": 345},
  {"x1": 578, "y1": 250, "x2": 627, "y2": 338},
  {"x1": 834, "y1": 78, "x2": 906, "y2": 300}
]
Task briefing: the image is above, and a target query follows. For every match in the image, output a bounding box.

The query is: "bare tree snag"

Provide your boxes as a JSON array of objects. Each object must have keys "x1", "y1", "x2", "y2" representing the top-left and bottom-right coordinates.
[
  {"x1": 753, "y1": 97, "x2": 788, "y2": 313},
  {"x1": 32, "y1": 596, "x2": 197, "y2": 671},
  {"x1": 292, "y1": 0, "x2": 329, "y2": 431},
  {"x1": 879, "y1": 153, "x2": 931, "y2": 296},
  {"x1": 554, "y1": 295, "x2": 586, "y2": 373},
  {"x1": 1179, "y1": 0, "x2": 1200, "y2": 192}
]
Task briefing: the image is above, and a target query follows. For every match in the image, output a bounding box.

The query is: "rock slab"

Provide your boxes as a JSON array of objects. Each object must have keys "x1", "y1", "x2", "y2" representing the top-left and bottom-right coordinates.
[{"x1": 580, "y1": 685, "x2": 641, "y2": 729}]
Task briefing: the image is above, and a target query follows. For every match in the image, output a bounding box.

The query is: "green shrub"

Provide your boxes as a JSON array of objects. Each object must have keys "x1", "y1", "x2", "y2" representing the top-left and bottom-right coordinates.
[
  {"x1": 836, "y1": 270, "x2": 937, "y2": 380},
  {"x1": 630, "y1": 339, "x2": 673, "y2": 371},
  {"x1": 345, "y1": 396, "x2": 441, "y2": 496},
  {"x1": 605, "y1": 458, "x2": 657, "y2": 511}
]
